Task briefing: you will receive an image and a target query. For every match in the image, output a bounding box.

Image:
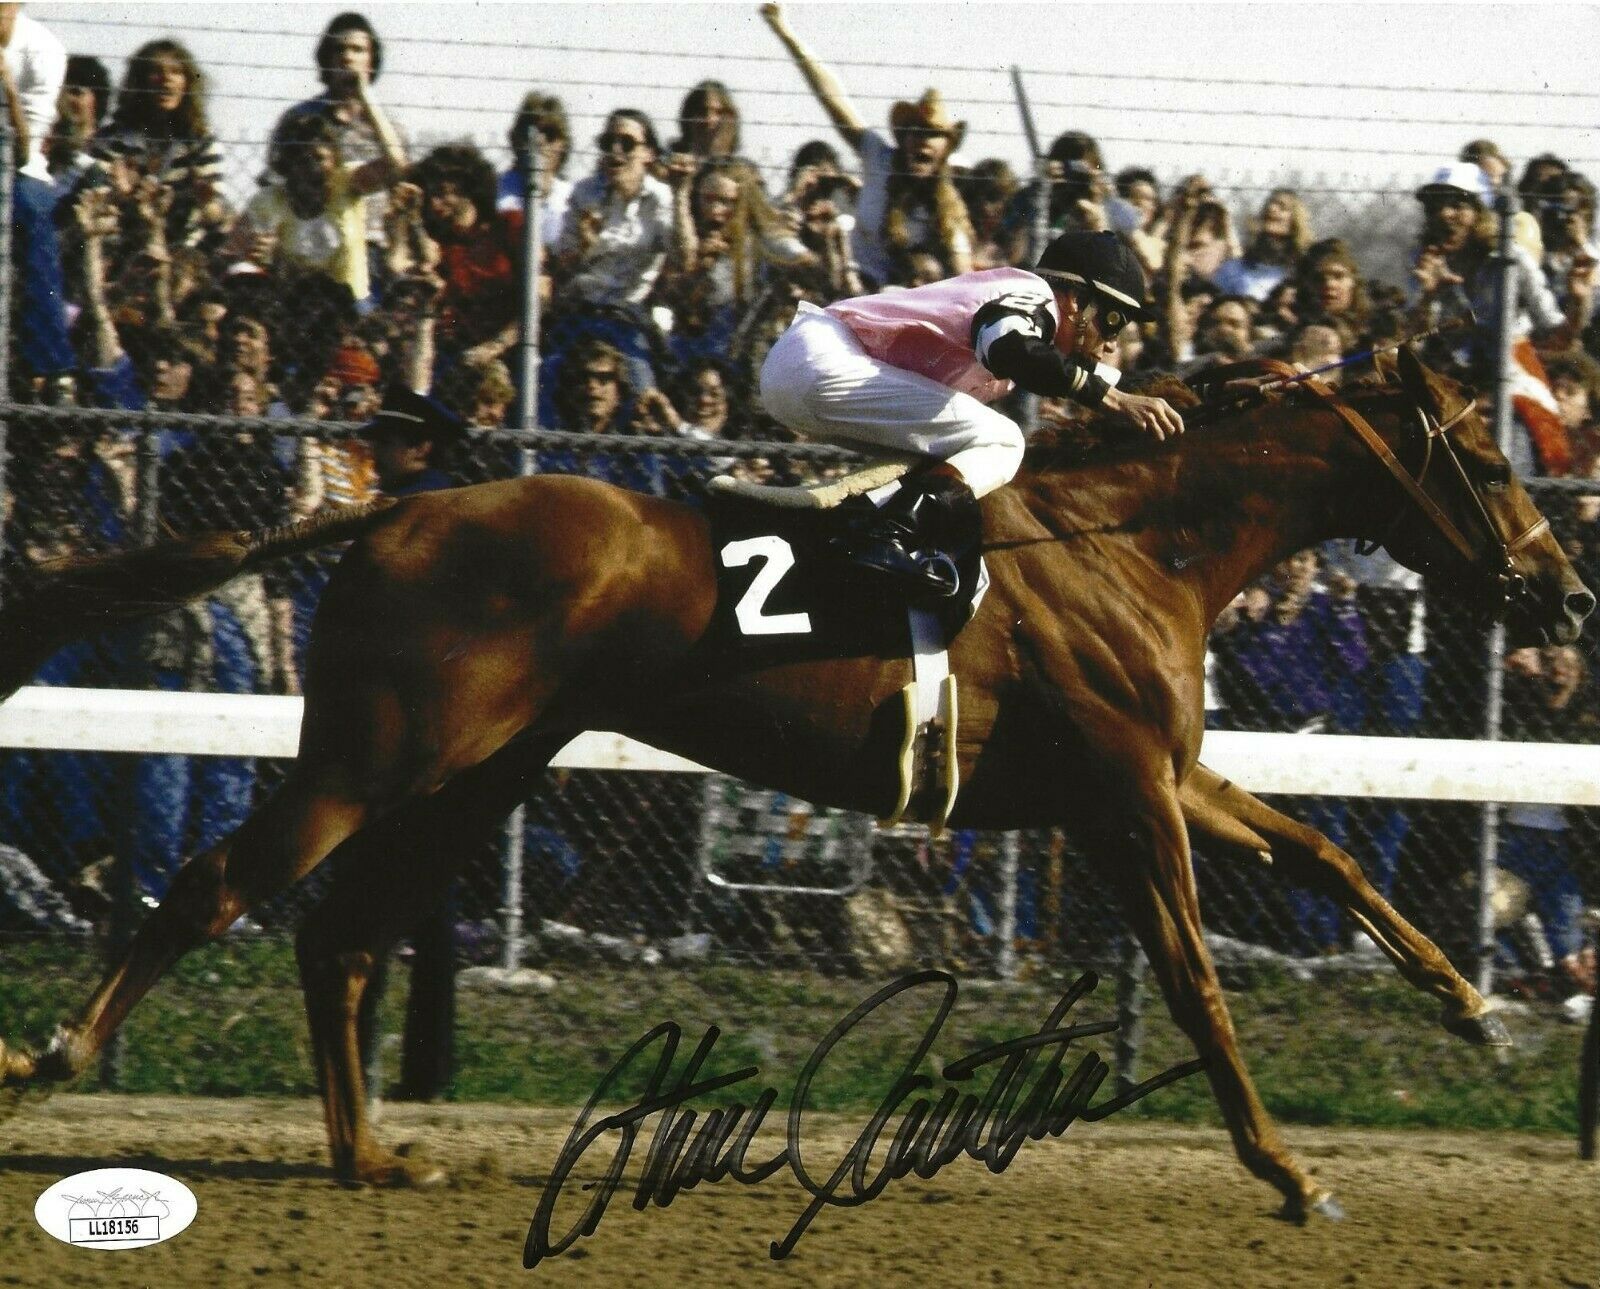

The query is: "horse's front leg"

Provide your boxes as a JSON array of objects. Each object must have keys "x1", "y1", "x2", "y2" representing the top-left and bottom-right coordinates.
[
  {"x1": 1180, "y1": 764, "x2": 1507, "y2": 1046},
  {"x1": 1095, "y1": 762, "x2": 1340, "y2": 1221}
]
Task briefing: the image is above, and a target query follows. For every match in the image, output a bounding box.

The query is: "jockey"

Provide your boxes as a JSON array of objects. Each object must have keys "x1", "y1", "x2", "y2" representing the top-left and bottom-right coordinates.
[{"x1": 760, "y1": 229, "x2": 1186, "y2": 598}]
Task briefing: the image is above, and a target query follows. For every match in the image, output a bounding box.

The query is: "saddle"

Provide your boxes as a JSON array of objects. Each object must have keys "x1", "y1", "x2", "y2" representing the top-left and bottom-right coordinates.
[{"x1": 699, "y1": 462, "x2": 988, "y2": 831}]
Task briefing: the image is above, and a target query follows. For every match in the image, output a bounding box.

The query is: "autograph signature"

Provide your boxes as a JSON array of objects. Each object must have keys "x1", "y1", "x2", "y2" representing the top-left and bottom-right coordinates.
[{"x1": 523, "y1": 969, "x2": 1204, "y2": 1267}]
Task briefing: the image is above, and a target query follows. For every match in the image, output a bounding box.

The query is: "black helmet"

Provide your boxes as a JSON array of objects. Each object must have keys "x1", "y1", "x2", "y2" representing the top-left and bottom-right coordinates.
[{"x1": 1035, "y1": 230, "x2": 1153, "y2": 322}]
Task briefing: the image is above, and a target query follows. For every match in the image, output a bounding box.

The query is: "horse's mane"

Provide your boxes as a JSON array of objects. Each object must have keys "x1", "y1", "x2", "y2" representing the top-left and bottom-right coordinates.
[
  {"x1": 1022, "y1": 369, "x2": 1413, "y2": 475},
  {"x1": 1022, "y1": 375, "x2": 1199, "y2": 473}
]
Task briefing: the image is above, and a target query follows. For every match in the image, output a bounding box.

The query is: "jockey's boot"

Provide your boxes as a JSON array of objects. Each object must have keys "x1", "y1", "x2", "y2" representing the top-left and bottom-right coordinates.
[{"x1": 832, "y1": 463, "x2": 977, "y2": 601}]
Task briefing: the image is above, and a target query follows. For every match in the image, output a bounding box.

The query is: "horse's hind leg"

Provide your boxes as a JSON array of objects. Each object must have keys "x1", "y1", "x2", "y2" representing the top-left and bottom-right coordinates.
[
  {"x1": 297, "y1": 731, "x2": 567, "y2": 1186},
  {"x1": 1096, "y1": 768, "x2": 1337, "y2": 1221},
  {"x1": 0, "y1": 772, "x2": 373, "y2": 1094},
  {"x1": 1180, "y1": 764, "x2": 1504, "y2": 1045}
]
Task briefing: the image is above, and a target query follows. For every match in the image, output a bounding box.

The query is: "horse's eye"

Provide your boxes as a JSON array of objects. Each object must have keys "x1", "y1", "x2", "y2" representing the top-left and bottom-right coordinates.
[{"x1": 1481, "y1": 461, "x2": 1512, "y2": 490}]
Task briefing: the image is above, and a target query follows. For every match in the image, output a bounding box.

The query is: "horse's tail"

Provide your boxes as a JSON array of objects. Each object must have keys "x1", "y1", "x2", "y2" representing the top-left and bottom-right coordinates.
[{"x1": 0, "y1": 497, "x2": 399, "y2": 699}]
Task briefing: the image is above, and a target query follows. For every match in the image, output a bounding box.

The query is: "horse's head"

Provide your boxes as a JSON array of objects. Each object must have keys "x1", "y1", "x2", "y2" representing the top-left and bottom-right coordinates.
[{"x1": 1369, "y1": 345, "x2": 1593, "y2": 647}]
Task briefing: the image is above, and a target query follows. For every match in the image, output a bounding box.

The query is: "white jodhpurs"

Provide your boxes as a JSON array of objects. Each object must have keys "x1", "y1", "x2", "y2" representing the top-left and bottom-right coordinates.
[{"x1": 759, "y1": 303, "x2": 1026, "y2": 498}]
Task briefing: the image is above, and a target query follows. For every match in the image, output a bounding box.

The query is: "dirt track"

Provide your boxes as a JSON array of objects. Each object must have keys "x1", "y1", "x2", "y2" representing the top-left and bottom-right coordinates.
[{"x1": 0, "y1": 1094, "x2": 1595, "y2": 1288}]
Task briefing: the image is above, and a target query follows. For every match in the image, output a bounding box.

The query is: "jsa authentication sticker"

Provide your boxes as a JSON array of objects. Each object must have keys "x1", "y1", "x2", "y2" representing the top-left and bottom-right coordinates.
[{"x1": 35, "y1": 1167, "x2": 197, "y2": 1251}]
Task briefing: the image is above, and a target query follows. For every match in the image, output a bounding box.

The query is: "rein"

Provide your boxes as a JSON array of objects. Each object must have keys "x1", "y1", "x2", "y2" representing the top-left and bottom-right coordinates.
[{"x1": 1198, "y1": 357, "x2": 1545, "y2": 615}]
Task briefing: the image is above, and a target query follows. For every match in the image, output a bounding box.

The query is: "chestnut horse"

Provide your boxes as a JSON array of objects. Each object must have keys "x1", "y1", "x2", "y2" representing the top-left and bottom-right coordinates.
[{"x1": 0, "y1": 347, "x2": 1589, "y2": 1220}]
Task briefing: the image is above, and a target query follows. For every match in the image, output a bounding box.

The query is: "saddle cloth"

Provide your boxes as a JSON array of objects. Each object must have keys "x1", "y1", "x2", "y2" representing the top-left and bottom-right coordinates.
[{"x1": 697, "y1": 475, "x2": 986, "y2": 667}]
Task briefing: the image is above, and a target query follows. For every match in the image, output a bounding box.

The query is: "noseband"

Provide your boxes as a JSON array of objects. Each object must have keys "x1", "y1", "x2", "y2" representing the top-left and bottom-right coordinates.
[{"x1": 1296, "y1": 374, "x2": 1546, "y2": 616}]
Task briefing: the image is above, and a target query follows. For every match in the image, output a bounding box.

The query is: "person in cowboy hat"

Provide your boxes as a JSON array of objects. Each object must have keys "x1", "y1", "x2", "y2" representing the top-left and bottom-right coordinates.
[
  {"x1": 361, "y1": 383, "x2": 466, "y2": 496},
  {"x1": 762, "y1": 2, "x2": 973, "y2": 288},
  {"x1": 760, "y1": 229, "x2": 1186, "y2": 599}
]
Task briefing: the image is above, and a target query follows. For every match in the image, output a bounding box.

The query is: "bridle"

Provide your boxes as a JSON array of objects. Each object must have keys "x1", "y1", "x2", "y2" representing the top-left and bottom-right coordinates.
[{"x1": 1213, "y1": 358, "x2": 1548, "y2": 616}]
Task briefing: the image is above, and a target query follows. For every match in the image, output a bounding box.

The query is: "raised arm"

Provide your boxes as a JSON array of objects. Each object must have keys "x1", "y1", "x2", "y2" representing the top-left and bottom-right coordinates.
[
  {"x1": 73, "y1": 188, "x2": 124, "y2": 369},
  {"x1": 346, "y1": 69, "x2": 407, "y2": 197},
  {"x1": 761, "y1": 3, "x2": 866, "y2": 153}
]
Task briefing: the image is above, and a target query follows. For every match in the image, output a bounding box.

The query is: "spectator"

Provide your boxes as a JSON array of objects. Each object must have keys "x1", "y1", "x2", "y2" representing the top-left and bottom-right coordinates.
[
  {"x1": 997, "y1": 131, "x2": 1111, "y2": 265},
  {"x1": 781, "y1": 138, "x2": 850, "y2": 201},
  {"x1": 1319, "y1": 532, "x2": 1432, "y2": 913},
  {"x1": 1460, "y1": 138, "x2": 1510, "y2": 190},
  {"x1": 1255, "y1": 276, "x2": 1300, "y2": 347},
  {"x1": 44, "y1": 53, "x2": 109, "y2": 190},
  {"x1": 635, "y1": 354, "x2": 742, "y2": 440},
  {"x1": 81, "y1": 39, "x2": 226, "y2": 253},
  {"x1": 551, "y1": 107, "x2": 671, "y2": 310},
  {"x1": 544, "y1": 108, "x2": 672, "y2": 416},
  {"x1": 1499, "y1": 645, "x2": 1599, "y2": 997},
  {"x1": 1536, "y1": 170, "x2": 1598, "y2": 327},
  {"x1": 779, "y1": 162, "x2": 863, "y2": 297},
  {"x1": 269, "y1": 12, "x2": 405, "y2": 296},
  {"x1": 1, "y1": 3, "x2": 74, "y2": 399},
  {"x1": 552, "y1": 335, "x2": 636, "y2": 435},
  {"x1": 656, "y1": 157, "x2": 814, "y2": 366},
  {"x1": 496, "y1": 91, "x2": 572, "y2": 258},
  {"x1": 1111, "y1": 164, "x2": 1165, "y2": 275},
  {"x1": 1159, "y1": 175, "x2": 1239, "y2": 360},
  {"x1": 226, "y1": 77, "x2": 405, "y2": 309},
  {"x1": 1517, "y1": 152, "x2": 1567, "y2": 216},
  {"x1": 1294, "y1": 237, "x2": 1371, "y2": 344},
  {"x1": 763, "y1": 2, "x2": 973, "y2": 285},
  {"x1": 1175, "y1": 196, "x2": 1238, "y2": 286},
  {"x1": 1409, "y1": 161, "x2": 1591, "y2": 476},
  {"x1": 665, "y1": 79, "x2": 744, "y2": 170},
  {"x1": 361, "y1": 383, "x2": 463, "y2": 496},
  {"x1": 438, "y1": 357, "x2": 515, "y2": 430},
  {"x1": 1181, "y1": 294, "x2": 1258, "y2": 375},
  {"x1": 1210, "y1": 549, "x2": 1369, "y2": 953},
  {"x1": 956, "y1": 158, "x2": 1020, "y2": 271},
  {"x1": 1285, "y1": 321, "x2": 1345, "y2": 379},
  {"x1": 546, "y1": 335, "x2": 673, "y2": 494},
  {"x1": 1548, "y1": 350, "x2": 1600, "y2": 472},
  {"x1": 399, "y1": 143, "x2": 525, "y2": 379},
  {"x1": 1214, "y1": 188, "x2": 1312, "y2": 302}
]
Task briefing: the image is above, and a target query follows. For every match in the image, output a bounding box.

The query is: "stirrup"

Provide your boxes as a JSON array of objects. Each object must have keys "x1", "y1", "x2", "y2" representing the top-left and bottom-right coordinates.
[{"x1": 836, "y1": 536, "x2": 961, "y2": 601}]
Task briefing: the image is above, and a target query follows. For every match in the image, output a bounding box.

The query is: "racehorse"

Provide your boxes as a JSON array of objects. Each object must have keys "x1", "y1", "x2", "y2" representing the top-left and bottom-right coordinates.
[{"x1": 0, "y1": 346, "x2": 1589, "y2": 1221}]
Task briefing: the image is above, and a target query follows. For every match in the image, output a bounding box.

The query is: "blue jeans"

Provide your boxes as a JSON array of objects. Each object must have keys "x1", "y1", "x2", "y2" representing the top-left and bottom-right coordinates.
[
  {"x1": 12, "y1": 173, "x2": 76, "y2": 378},
  {"x1": 128, "y1": 603, "x2": 261, "y2": 899},
  {"x1": 1498, "y1": 824, "x2": 1584, "y2": 962}
]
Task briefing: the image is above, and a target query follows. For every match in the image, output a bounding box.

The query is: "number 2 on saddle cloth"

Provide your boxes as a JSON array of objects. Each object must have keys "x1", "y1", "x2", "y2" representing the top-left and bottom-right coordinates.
[{"x1": 691, "y1": 487, "x2": 989, "y2": 670}]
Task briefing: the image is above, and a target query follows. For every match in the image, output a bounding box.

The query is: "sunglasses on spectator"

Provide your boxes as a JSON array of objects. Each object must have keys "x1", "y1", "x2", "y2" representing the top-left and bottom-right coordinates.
[
  {"x1": 580, "y1": 368, "x2": 620, "y2": 385},
  {"x1": 596, "y1": 132, "x2": 645, "y2": 155}
]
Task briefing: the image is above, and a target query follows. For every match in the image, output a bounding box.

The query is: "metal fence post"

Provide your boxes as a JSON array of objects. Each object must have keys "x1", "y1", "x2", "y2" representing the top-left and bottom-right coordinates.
[
  {"x1": 1115, "y1": 936, "x2": 1148, "y2": 1096},
  {"x1": 501, "y1": 138, "x2": 546, "y2": 972},
  {"x1": 1009, "y1": 67, "x2": 1049, "y2": 437},
  {"x1": 996, "y1": 831, "x2": 1020, "y2": 980},
  {"x1": 0, "y1": 121, "x2": 15, "y2": 607},
  {"x1": 1476, "y1": 187, "x2": 1521, "y2": 998}
]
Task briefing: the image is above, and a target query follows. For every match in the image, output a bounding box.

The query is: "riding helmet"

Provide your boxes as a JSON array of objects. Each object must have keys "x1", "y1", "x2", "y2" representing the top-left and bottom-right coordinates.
[{"x1": 1035, "y1": 229, "x2": 1154, "y2": 322}]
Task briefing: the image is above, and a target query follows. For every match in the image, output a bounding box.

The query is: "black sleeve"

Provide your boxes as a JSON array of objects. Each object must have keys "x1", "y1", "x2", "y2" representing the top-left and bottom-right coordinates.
[{"x1": 982, "y1": 329, "x2": 1111, "y2": 408}]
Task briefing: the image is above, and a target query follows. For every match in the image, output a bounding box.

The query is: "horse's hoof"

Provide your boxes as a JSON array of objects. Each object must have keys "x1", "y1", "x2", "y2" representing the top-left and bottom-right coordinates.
[
  {"x1": 1442, "y1": 1008, "x2": 1513, "y2": 1048},
  {"x1": 351, "y1": 1151, "x2": 447, "y2": 1188},
  {"x1": 1280, "y1": 1189, "x2": 1345, "y2": 1223},
  {"x1": 0, "y1": 1037, "x2": 37, "y2": 1084}
]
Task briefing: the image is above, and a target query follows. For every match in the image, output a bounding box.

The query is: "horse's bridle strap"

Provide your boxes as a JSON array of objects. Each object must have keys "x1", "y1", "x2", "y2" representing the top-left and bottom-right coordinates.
[{"x1": 1295, "y1": 376, "x2": 1482, "y2": 567}]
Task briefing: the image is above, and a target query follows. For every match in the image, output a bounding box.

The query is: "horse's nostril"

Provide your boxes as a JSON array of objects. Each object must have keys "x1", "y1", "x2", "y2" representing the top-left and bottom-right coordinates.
[{"x1": 1567, "y1": 589, "x2": 1596, "y2": 620}]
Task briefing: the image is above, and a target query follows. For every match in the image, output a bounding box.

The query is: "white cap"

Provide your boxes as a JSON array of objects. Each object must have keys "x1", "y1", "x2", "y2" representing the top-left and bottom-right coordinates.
[{"x1": 1416, "y1": 162, "x2": 1493, "y2": 205}]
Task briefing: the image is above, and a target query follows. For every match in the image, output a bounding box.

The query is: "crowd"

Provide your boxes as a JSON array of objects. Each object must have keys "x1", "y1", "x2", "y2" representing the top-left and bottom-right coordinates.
[{"x1": 0, "y1": 7, "x2": 1595, "y2": 994}]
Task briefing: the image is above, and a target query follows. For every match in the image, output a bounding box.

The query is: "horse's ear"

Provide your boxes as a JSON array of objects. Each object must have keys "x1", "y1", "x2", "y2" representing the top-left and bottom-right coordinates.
[
  {"x1": 1395, "y1": 343, "x2": 1444, "y2": 418},
  {"x1": 1371, "y1": 349, "x2": 1399, "y2": 383}
]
